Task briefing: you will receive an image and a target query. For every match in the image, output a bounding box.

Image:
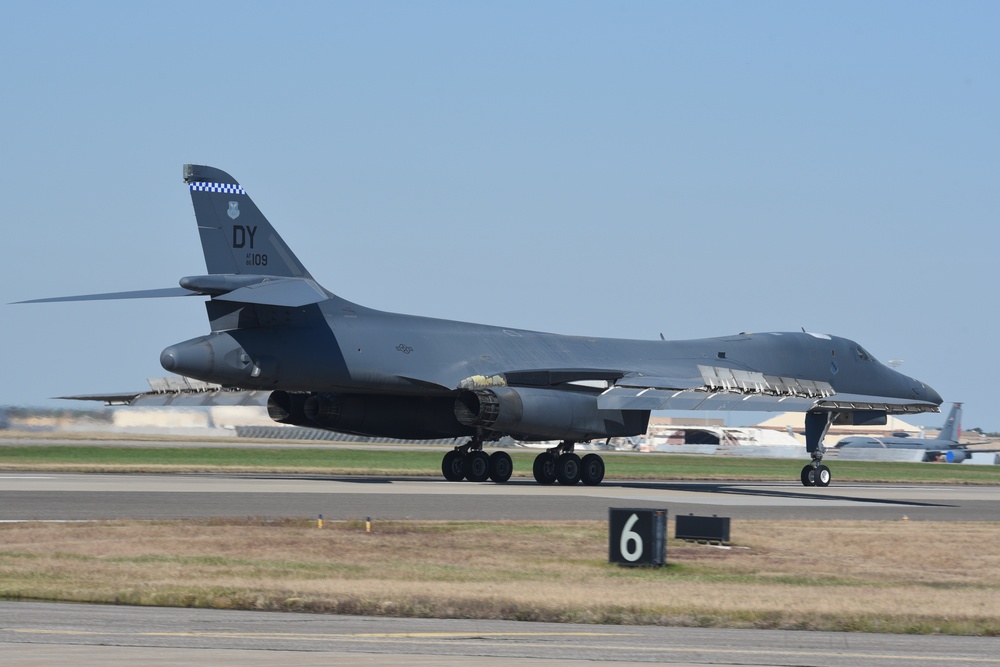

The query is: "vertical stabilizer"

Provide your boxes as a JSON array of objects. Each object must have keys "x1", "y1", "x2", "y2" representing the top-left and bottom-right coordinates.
[
  {"x1": 935, "y1": 403, "x2": 962, "y2": 443},
  {"x1": 183, "y1": 164, "x2": 312, "y2": 279}
]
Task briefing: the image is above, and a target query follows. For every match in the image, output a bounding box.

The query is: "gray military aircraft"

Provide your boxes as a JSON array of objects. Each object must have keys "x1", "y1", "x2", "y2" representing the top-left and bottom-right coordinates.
[
  {"x1": 836, "y1": 402, "x2": 967, "y2": 462},
  {"x1": 21, "y1": 164, "x2": 943, "y2": 487}
]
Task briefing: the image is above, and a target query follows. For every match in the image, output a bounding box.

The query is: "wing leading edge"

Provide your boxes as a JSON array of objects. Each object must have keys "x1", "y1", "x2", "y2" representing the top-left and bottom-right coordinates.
[
  {"x1": 59, "y1": 377, "x2": 271, "y2": 407},
  {"x1": 598, "y1": 365, "x2": 939, "y2": 415}
]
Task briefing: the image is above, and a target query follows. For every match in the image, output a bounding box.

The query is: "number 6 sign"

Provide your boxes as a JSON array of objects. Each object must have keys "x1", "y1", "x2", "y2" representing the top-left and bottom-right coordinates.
[{"x1": 609, "y1": 508, "x2": 667, "y2": 567}]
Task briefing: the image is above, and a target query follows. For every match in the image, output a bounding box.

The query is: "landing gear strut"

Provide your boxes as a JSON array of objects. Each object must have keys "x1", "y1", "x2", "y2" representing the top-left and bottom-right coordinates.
[
  {"x1": 800, "y1": 411, "x2": 833, "y2": 487},
  {"x1": 441, "y1": 439, "x2": 513, "y2": 483}
]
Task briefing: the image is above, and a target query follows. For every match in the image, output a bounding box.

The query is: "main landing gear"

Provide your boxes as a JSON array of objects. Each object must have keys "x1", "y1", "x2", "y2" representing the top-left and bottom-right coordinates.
[
  {"x1": 441, "y1": 439, "x2": 512, "y2": 483},
  {"x1": 531, "y1": 441, "x2": 605, "y2": 486},
  {"x1": 800, "y1": 411, "x2": 833, "y2": 487},
  {"x1": 440, "y1": 439, "x2": 606, "y2": 485}
]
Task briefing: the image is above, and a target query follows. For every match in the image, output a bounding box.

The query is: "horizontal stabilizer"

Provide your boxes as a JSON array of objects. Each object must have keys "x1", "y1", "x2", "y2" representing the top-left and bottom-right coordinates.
[
  {"x1": 214, "y1": 277, "x2": 328, "y2": 307},
  {"x1": 15, "y1": 276, "x2": 328, "y2": 308},
  {"x1": 15, "y1": 287, "x2": 197, "y2": 304}
]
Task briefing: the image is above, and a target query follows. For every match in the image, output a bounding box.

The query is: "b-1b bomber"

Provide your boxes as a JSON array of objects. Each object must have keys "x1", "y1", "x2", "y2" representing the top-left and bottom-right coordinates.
[{"x1": 21, "y1": 165, "x2": 943, "y2": 486}]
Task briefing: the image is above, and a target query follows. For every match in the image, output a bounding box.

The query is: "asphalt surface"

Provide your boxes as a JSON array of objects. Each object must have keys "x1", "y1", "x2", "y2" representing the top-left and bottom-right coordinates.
[
  {"x1": 0, "y1": 471, "x2": 997, "y2": 521},
  {"x1": 1, "y1": 454, "x2": 999, "y2": 665},
  {"x1": 3, "y1": 602, "x2": 999, "y2": 667}
]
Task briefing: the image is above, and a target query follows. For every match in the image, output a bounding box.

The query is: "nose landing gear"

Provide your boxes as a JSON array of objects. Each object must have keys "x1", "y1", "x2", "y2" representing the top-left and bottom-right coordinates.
[
  {"x1": 801, "y1": 411, "x2": 833, "y2": 487},
  {"x1": 801, "y1": 462, "x2": 832, "y2": 487}
]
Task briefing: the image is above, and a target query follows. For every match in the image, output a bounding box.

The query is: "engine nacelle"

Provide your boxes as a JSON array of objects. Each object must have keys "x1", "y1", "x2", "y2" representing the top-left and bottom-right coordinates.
[
  {"x1": 942, "y1": 450, "x2": 969, "y2": 463},
  {"x1": 265, "y1": 391, "x2": 475, "y2": 440},
  {"x1": 267, "y1": 387, "x2": 649, "y2": 442},
  {"x1": 454, "y1": 386, "x2": 648, "y2": 442}
]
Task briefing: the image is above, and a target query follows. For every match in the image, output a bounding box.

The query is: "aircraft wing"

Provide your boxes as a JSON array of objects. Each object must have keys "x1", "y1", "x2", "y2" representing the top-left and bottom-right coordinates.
[
  {"x1": 59, "y1": 378, "x2": 271, "y2": 407},
  {"x1": 599, "y1": 385, "x2": 821, "y2": 412},
  {"x1": 812, "y1": 393, "x2": 941, "y2": 414},
  {"x1": 598, "y1": 365, "x2": 939, "y2": 415}
]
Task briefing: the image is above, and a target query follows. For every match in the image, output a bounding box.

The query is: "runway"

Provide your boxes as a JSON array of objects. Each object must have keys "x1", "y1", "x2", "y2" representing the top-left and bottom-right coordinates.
[
  {"x1": 2, "y1": 471, "x2": 998, "y2": 664},
  {"x1": 1, "y1": 471, "x2": 998, "y2": 521},
  {"x1": 3, "y1": 602, "x2": 999, "y2": 667}
]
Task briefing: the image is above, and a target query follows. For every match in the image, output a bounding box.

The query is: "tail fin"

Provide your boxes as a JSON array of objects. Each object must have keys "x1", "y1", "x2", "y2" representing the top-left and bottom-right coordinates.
[
  {"x1": 184, "y1": 164, "x2": 312, "y2": 279},
  {"x1": 936, "y1": 402, "x2": 962, "y2": 443}
]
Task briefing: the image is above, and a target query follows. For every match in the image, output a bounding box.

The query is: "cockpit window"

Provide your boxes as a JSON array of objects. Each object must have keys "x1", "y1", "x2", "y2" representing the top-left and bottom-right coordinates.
[{"x1": 856, "y1": 346, "x2": 873, "y2": 362}]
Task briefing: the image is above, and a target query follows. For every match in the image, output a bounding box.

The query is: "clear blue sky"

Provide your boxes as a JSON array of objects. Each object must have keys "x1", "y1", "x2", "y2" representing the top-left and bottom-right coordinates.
[{"x1": 3, "y1": 2, "x2": 998, "y2": 432}]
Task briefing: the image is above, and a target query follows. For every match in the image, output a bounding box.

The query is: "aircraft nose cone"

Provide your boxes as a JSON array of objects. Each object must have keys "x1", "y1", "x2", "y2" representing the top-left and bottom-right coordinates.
[
  {"x1": 908, "y1": 375, "x2": 942, "y2": 406},
  {"x1": 922, "y1": 383, "x2": 943, "y2": 406}
]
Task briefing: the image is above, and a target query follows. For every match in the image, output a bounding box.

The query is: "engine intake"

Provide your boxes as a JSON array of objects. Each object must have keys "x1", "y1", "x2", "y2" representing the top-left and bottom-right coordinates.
[{"x1": 267, "y1": 390, "x2": 311, "y2": 426}]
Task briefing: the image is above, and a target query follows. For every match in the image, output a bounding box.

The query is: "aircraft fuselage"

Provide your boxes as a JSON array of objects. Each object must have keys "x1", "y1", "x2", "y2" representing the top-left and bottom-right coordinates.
[{"x1": 162, "y1": 295, "x2": 934, "y2": 410}]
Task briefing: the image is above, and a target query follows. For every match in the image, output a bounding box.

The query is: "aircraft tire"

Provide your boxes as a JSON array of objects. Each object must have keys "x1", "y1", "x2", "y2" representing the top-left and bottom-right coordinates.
[
  {"x1": 580, "y1": 453, "x2": 605, "y2": 486},
  {"x1": 442, "y1": 451, "x2": 466, "y2": 481},
  {"x1": 488, "y1": 451, "x2": 513, "y2": 483},
  {"x1": 464, "y1": 450, "x2": 491, "y2": 482},
  {"x1": 533, "y1": 452, "x2": 557, "y2": 485},
  {"x1": 800, "y1": 465, "x2": 816, "y2": 487},
  {"x1": 556, "y1": 453, "x2": 582, "y2": 485},
  {"x1": 815, "y1": 464, "x2": 831, "y2": 487}
]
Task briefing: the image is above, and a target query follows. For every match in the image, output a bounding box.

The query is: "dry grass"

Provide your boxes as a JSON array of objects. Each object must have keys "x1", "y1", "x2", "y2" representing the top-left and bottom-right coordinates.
[{"x1": 1, "y1": 518, "x2": 998, "y2": 635}]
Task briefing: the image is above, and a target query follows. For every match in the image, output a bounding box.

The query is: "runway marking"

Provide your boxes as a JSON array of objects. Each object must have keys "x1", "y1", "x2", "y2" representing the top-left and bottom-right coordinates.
[
  {"x1": 0, "y1": 476, "x2": 56, "y2": 479},
  {"x1": 9, "y1": 629, "x2": 1000, "y2": 663},
  {"x1": 9, "y1": 629, "x2": 626, "y2": 639},
  {"x1": 0, "y1": 520, "x2": 98, "y2": 523}
]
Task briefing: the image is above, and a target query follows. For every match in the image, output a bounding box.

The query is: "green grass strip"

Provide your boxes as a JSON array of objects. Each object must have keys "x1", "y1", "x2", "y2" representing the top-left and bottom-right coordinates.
[{"x1": 1, "y1": 446, "x2": 999, "y2": 483}]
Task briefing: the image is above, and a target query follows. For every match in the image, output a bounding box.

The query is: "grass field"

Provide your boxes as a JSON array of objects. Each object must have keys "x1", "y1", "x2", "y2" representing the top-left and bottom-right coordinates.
[
  {"x1": 1, "y1": 518, "x2": 998, "y2": 636},
  {"x1": 3, "y1": 441, "x2": 998, "y2": 635},
  {"x1": 1, "y1": 444, "x2": 1000, "y2": 484}
]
